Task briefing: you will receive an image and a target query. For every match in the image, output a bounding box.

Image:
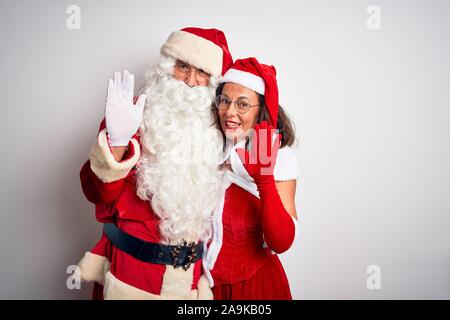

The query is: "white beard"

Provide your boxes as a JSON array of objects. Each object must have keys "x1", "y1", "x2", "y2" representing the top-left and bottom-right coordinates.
[{"x1": 135, "y1": 55, "x2": 224, "y2": 245}]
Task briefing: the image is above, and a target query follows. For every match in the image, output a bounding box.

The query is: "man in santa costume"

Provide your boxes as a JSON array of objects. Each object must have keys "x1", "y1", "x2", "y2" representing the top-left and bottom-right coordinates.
[{"x1": 76, "y1": 27, "x2": 233, "y2": 300}]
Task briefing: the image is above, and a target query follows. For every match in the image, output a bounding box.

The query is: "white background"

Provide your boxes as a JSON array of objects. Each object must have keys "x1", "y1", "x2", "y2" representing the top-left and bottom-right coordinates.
[{"x1": 0, "y1": 0, "x2": 449, "y2": 299}]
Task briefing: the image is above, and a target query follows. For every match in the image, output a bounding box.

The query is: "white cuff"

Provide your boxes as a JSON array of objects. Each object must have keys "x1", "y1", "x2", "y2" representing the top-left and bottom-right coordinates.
[{"x1": 89, "y1": 128, "x2": 140, "y2": 183}]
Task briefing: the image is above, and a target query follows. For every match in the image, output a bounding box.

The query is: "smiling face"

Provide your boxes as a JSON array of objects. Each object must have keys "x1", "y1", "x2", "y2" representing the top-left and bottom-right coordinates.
[{"x1": 218, "y1": 82, "x2": 261, "y2": 144}]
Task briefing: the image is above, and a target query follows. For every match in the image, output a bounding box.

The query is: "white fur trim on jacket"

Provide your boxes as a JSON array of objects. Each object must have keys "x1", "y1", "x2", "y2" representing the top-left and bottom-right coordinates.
[
  {"x1": 89, "y1": 128, "x2": 140, "y2": 183},
  {"x1": 77, "y1": 251, "x2": 110, "y2": 285},
  {"x1": 160, "y1": 30, "x2": 223, "y2": 77},
  {"x1": 103, "y1": 271, "x2": 163, "y2": 300},
  {"x1": 159, "y1": 265, "x2": 196, "y2": 299},
  {"x1": 77, "y1": 251, "x2": 212, "y2": 299},
  {"x1": 103, "y1": 268, "x2": 212, "y2": 300},
  {"x1": 196, "y1": 275, "x2": 214, "y2": 300}
]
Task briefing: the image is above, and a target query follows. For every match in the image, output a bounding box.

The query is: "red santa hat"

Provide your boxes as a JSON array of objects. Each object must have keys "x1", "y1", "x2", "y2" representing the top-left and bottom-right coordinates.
[
  {"x1": 221, "y1": 57, "x2": 279, "y2": 127},
  {"x1": 160, "y1": 27, "x2": 233, "y2": 77}
]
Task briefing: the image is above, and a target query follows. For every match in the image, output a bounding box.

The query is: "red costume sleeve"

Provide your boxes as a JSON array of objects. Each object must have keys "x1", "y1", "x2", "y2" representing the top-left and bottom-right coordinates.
[
  {"x1": 256, "y1": 177, "x2": 295, "y2": 254},
  {"x1": 79, "y1": 118, "x2": 140, "y2": 205},
  {"x1": 237, "y1": 121, "x2": 295, "y2": 254}
]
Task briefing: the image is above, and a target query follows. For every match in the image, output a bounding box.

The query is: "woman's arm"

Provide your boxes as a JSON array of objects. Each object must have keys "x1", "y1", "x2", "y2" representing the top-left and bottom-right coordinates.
[{"x1": 275, "y1": 180, "x2": 297, "y2": 220}]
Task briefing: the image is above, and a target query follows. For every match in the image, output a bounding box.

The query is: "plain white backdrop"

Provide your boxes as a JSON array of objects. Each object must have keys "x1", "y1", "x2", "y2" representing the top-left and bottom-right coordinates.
[{"x1": 0, "y1": 0, "x2": 449, "y2": 299}]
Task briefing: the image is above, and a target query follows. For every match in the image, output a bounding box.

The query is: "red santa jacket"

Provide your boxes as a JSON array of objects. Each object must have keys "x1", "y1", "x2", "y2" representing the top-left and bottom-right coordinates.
[{"x1": 77, "y1": 119, "x2": 212, "y2": 300}]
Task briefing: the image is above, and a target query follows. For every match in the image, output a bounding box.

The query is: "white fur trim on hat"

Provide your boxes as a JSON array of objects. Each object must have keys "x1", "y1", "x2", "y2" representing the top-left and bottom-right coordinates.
[
  {"x1": 161, "y1": 30, "x2": 223, "y2": 77},
  {"x1": 221, "y1": 68, "x2": 265, "y2": 95},
  {"x1": 89, "y1": 128, "x2": 140, "y2": 183}
]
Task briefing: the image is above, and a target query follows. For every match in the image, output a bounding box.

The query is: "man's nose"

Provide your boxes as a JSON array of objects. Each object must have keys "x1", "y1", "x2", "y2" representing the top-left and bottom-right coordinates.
[{"x1": 184, "y1": 71, "x2": 198, "y2": 87}]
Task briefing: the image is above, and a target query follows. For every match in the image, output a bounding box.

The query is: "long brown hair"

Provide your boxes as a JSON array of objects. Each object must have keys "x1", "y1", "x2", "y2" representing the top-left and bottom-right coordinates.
[{"x1": 212, "y1": 83, "x2": 297, "y2": 148}]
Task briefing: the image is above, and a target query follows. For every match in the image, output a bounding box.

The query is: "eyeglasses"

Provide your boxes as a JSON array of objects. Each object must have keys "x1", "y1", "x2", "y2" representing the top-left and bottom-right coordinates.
[
  {"x1": 174, "y1": 60, "x2": 210, "y2": 82},
  {"x1": 214, "y1": 94, "x2": 260, "y2": 114}
]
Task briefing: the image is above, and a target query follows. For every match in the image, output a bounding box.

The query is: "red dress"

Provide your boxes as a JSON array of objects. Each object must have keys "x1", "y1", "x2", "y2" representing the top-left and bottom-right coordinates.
[{"x1": 210, "y1": 183, "x2": 292, "y2": 300}]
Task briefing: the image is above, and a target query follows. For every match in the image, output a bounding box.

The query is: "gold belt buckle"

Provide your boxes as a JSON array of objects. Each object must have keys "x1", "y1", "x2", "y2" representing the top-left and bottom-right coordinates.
[{"x1": 170, "y1": 239, "x2": 197, "y2": 271}]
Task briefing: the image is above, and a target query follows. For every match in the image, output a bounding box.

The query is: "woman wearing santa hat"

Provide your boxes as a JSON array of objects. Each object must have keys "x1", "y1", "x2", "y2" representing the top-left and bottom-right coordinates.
[{"x1": 203, "y1": 57, "x2": 299, "y2": 299}]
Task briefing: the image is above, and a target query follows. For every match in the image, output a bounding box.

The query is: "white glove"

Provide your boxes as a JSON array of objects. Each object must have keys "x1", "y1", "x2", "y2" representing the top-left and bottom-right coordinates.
[{"x1": 105, "y1": 70, "x2": 147, "y2": 146}]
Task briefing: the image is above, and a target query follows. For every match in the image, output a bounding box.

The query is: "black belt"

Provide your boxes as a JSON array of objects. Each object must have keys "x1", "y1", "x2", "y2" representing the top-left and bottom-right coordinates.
[{"x1": 103, "y1": 223, "x2": 203, "y2": 271}]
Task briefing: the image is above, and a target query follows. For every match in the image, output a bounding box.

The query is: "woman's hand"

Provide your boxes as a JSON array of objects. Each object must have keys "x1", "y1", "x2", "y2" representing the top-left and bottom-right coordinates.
[
  {"x1": 237, "y1": 121, "x2": 295, "y2": 253},
  {"x1": 105, "y1": 70, "x2": 146, "y2": 146},
  {"x1": 236, "y1": 121, "x2": 281, "y2": 184}
]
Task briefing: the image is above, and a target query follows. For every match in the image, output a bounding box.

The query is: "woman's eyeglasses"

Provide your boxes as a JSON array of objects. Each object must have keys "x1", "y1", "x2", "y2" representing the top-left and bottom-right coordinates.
[{"x1": 214, "y1": 94, "x2": 260, "y2": 114}]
